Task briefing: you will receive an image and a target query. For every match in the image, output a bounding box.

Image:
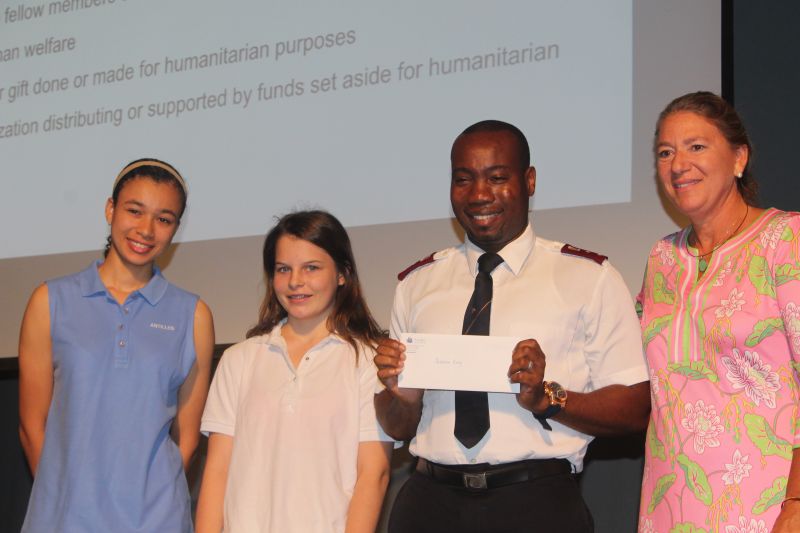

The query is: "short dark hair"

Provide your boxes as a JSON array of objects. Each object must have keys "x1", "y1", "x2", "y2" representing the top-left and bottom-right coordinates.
[
  {"x1": 655, "y1": 91, "x2": 758, "y2": 206},
  {"x1": 455, "y1": 120, "x2": 531, "y2": 171},
  {"x1": 247, "y1": 210, "x2": 384, "y2": 360}
]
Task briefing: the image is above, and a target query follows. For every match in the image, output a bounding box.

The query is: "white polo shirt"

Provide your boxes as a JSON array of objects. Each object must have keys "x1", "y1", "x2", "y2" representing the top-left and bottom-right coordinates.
[
  {"x1": 201, "y1": 326, "x2": 393, "y2": 533},
  {"x1": 391, "y1": 224, "x2": 647, "y2": 471}
]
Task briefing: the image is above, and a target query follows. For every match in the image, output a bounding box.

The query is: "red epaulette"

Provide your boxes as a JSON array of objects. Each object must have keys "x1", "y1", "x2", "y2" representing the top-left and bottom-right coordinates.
[
  {"x1": 397, "y1": 253, "x2": 436, "y2": 280},
  {"x1": 560, "y1": 244, "x2": 607, "y2": 265}
]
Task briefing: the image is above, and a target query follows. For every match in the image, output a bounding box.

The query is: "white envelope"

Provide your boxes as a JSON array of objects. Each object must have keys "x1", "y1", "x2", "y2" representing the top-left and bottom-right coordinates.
[{"x1": 397, "y1": 332, "x2": 522, "y2": 393}]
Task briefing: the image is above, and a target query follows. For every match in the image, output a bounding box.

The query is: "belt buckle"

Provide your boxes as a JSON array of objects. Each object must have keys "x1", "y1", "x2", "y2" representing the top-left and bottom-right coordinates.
[{"x1": 462, "y1": 472, "x2": 487, "y2": 490}]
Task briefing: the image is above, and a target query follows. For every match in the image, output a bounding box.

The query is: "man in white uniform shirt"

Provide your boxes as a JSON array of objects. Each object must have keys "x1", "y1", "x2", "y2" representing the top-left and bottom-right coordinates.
[{"x1": 375, "y1": 120, "x2": 650, "y2": 532}]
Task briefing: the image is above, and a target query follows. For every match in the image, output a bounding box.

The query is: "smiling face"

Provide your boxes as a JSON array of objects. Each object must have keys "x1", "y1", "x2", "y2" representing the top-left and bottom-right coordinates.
[
  {"x1": 656, "y1": 111, "x2": 749, "y2": 224},
  {"x1": 450, "y1": 130, "x2": 536, "y2": 252},
  {"x1": 104, "y1": 176, "x2": 182, "y2": 270},
  {"x1": 273, "y1": 235, "x2": 344, "y2": 328}
]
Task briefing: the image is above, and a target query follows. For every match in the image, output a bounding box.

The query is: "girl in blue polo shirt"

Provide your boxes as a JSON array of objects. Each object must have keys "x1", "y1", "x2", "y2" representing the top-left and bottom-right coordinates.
[{"x1": 18, "y1": 159, "x2": 215, "y2": 532}]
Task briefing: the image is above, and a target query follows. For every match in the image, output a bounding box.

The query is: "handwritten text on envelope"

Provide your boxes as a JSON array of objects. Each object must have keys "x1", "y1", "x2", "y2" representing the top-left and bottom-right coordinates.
[{"x1": 397, "y1": 332, "x2": 522, "y2": 393}]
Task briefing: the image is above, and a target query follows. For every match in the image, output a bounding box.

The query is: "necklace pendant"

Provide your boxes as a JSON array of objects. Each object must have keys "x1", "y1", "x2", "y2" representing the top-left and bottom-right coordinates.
[{"x1": 698, "y1": 257, "x2": 708, "y2": 272}]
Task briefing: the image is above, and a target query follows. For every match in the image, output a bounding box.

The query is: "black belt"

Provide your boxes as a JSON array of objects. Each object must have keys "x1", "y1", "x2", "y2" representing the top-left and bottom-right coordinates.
[{"x1": 417, "y1": 458, "x2": 571, "y2": 491}]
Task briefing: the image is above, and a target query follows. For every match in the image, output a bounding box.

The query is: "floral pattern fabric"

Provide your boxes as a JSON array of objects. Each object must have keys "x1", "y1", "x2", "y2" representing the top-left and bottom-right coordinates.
[{"x1": 638, "y1": 209, "x2": 800, "y2": 533}]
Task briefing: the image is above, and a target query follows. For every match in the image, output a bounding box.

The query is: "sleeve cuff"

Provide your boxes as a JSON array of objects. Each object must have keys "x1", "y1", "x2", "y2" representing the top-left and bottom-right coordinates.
[
  {"x1": 591, "y1": 364, "x2": 649, "y2": 390},
  {"x1": 200, "y1": 420, "x2": 235, "y2": 438}
]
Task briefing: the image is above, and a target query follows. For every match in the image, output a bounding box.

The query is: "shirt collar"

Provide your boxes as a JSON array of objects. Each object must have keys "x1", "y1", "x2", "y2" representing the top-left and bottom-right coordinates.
[
  {"x1": 138, "y1": 266, "x2": 169, "y2": 305},
  {"x1": 464, "y1": 223, "x2": 536, "y2": 277},
  {"x1": 78, "y1": 261, "x2": 108, "y2": 297},
  {"x1": 255, "y1": 318, "x2": 346, "y2": 347},
  {"x1": 79, "y1": 260, "x2": 169, "y2": 305}
]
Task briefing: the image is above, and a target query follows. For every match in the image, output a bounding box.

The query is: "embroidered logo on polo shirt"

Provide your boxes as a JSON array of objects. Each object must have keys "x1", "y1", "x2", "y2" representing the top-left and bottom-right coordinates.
[{"x1": 150, "y1": 322, "x2": 176, "y2": 331}]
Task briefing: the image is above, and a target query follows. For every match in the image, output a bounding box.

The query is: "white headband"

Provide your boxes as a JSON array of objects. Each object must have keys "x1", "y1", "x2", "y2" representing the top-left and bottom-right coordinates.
[{"x1": 113, "y1": 159, "x2": 187, "y2": 195}]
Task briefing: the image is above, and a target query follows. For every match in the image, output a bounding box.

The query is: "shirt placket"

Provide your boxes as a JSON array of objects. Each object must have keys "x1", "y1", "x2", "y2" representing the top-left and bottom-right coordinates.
[
  {"x1": 278, "y1": 367, "x2": 299, "y2": 414},
  {"x1": 279, "y1": 342, "x2": 325, "y2": 413},
  {"x1": 114, "y1": 295, "x2": 137, "y2": 369}
]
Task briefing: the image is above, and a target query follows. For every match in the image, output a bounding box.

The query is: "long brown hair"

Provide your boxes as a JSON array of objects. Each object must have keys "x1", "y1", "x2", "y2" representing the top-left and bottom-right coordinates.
[
  {"x1": 246, "y1": 210, "x2": 385, "y2": 360},
  {"x1": 655, "y1": 91, "x2": 758, "y2": 206}
]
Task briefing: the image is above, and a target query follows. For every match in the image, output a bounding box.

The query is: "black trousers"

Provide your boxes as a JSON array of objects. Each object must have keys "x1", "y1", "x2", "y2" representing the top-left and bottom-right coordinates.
[{"x1": 388, "y1": 469, "x2": 594, "y2": 533}]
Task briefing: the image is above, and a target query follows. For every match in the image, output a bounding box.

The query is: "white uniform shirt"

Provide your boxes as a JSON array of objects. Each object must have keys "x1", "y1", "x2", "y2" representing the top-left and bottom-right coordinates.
[
  {"x1": 391, "y1": 224, "x2": 647, "y2": 471},
  {"x1": 201, "y1": 325, "x2": 393, "y2": 533}
]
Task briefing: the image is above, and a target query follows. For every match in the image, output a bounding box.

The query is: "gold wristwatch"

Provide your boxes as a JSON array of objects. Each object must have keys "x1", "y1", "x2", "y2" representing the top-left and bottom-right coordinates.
[{"x1": 534, "y1": 381, "x2": 567, "y2": 431}]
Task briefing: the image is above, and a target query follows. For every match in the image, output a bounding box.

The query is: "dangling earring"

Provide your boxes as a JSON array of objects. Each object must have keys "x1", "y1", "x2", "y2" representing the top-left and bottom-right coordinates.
[{"x1": 736, "y1": 172, "x2": 743, "y2": 179}]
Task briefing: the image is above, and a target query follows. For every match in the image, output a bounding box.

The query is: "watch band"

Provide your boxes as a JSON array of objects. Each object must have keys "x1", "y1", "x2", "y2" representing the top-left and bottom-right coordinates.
[{"x1": 533, "y1": 404, "x2": 562, "y2": 431}]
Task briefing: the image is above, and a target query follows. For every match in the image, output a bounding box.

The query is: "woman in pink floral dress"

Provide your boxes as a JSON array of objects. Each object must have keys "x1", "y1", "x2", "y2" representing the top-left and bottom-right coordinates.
[{"x1": 637, "y1": 92, "x2": 800, "y2": 533}]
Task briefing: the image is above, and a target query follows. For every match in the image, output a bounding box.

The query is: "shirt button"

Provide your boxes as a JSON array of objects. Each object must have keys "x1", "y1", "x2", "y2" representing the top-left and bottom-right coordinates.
[
  {"x1": 123, "y1": 308, "x2": 130, "y2": 314},
  {"x1": 119, "y1": 340, "x2": 126, "y2": 347},
  {"x1": 118, "y1": 324, "x2": 124, "y2": 330},
  {"x1": 470, "y1": 459, "x2": 477, "y2": 464}
]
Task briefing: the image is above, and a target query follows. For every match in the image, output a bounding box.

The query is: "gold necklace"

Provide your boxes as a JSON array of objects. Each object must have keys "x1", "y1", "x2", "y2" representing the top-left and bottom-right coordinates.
[{"x1": 687, "y1": 204, "x2": 749, "y2": 272}]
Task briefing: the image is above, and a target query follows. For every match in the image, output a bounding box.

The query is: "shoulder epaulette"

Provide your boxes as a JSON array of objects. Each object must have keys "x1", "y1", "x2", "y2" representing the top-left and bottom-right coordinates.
[
  {"x1": 560, "y1": 244, "x2": 607, "y2": 265},
  {"x1": 397, "y1": 253, "x2": 436, "y2": 280}
]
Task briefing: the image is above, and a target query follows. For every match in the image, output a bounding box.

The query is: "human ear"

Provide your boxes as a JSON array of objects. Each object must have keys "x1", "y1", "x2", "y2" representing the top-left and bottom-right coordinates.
[
  {"x1": 734, "y1": 145, "x2": 749, "y2": 176},
  {"x1": 525, "y1": 167, "x2": 536, "y2": 197},
  {"x1": 104, "y1": 198, "x2": 115, "y2": 225}
]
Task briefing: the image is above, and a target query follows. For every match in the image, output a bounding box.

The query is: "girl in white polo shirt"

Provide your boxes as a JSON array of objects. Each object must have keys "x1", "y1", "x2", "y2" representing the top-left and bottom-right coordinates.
[{"x1": 197, "y1": 210, "x2": 393, "y2": 533}]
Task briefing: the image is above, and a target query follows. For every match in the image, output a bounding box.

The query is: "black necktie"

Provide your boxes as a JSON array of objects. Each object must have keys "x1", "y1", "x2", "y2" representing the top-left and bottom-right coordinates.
[{"x1": 454, "y1": 252, "x2": 504, "y2": 448}]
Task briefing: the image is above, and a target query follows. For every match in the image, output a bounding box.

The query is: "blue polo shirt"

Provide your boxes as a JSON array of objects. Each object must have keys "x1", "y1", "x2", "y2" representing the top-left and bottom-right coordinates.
[{"x1": 23, "y1": 261, "x2": 198, "y2": 533}]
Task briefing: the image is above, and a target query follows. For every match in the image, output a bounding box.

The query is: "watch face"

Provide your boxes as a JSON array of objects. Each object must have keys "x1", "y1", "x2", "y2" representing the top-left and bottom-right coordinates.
[{"x1": 546, "y1": 381, "x2": 567, "y2": 407}]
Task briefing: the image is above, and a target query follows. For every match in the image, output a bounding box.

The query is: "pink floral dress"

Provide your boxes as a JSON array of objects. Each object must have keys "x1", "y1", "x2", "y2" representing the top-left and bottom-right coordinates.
[{"x1": 638, "y1": 209, "x2": 800, "y2": 533}]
